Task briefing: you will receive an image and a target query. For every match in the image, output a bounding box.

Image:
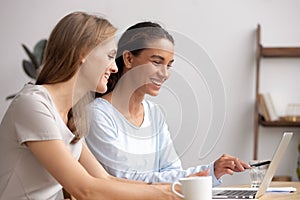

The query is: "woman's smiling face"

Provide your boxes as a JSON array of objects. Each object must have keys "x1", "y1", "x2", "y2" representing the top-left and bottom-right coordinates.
[
  {"x1": 79, "y1": 38, "x2": 118, "y2": 93},
  {"x1": 127, "y1": 38, "x2": 174, "y2": 96}
]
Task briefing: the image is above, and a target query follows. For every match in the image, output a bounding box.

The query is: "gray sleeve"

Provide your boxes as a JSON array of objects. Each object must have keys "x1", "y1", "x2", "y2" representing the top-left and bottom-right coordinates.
[{"x1": 12, "y1": 95, "x2": 62, "y2": 144}]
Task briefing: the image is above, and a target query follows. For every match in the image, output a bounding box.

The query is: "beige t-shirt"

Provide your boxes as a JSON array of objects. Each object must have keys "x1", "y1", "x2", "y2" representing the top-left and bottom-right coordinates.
[{"x1": 0, "y1": 83, "x2": 82, "y2": 200}]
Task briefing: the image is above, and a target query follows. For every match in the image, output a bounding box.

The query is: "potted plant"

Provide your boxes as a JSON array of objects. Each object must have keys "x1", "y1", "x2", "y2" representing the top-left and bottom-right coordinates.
[{"x1": 6, "y1": 39, "x2": 47, "y2": 100}]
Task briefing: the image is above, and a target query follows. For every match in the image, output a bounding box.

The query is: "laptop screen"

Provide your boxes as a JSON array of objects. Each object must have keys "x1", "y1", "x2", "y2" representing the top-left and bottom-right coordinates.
[
  {"x1": 255, "y1": 132, "x2": 293, "y2": 198},
  {"x1": 212, "y1": 132, "x2": 293, "y2": 199}
]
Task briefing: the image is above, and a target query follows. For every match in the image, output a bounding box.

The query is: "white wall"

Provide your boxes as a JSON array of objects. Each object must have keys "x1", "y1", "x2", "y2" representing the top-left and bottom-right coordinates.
[{"x1": 1, "y1": 0, "x2": 300, "y2": 186}]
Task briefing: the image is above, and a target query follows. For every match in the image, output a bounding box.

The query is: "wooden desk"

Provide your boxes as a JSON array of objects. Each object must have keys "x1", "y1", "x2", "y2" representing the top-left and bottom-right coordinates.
[
  {"x1": 68, "y1": 181, "x2": 299, "y2": 200},
  {"x1": 259, "y1": 181, "x2": 299, "y2": 200}
]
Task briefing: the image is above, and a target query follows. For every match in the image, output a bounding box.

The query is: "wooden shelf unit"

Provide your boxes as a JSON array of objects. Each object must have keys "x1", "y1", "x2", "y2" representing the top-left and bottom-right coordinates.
[
  {"x1": 259, "y1": 115, "x2": 300, "y2": 127},
  {"x1": 260, "y1": 47, "x2": 300, "y2": 58},
  {"x1": 253, "y1": 24, "x2": 300, "y2": 159}
]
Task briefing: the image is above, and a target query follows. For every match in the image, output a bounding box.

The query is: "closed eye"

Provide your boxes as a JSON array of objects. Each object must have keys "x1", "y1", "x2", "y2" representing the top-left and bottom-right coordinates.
[
  {"x1": 152, "y1": 60, "x2": 162, "y2": 66},
  {"x1": 108, "y1": 55, "x2": 115, "y2": 59},
  {"x1": 108, "y1": 50, "x2": 117, "y2": 60}
]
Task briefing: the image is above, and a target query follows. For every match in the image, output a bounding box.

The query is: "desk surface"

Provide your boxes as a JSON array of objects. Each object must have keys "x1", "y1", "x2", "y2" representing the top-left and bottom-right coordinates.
[
  {"x1": 69, "y1": 181, "x2": 299, "y2": 200},
  {"x1": 259, "y1": 181, "x2": 300, "y2": 200},
  {"x1": 216, "y1": 181, "x2": 299, "y2": 200}
]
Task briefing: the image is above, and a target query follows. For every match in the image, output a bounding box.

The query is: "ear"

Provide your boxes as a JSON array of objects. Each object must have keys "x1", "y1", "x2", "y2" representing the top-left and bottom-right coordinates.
[{"x1": 123, "y1": 51, "x2": 133, "y2": 69}]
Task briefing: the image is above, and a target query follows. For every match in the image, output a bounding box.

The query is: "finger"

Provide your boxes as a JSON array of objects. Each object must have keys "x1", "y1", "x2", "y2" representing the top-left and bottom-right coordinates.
[
  {"x1": 222, "y1": 157, "x2": 245, "y2": 172},
  {"x1": 196, "y1": 169, "x2": 210, "y2": 176},
  {"x1": 187, "y1": 169, "x2": 210, "y2": 177},
  {"x1": 241, "y1": 161, "x2": 251, "y2": 169},
  {"x1": 220, "y1": 167, "x2": 235, "y2": 176},
  {"x1": 225, "y1": 168, "x2": 235, "y2": 175},
  {"x1": 234, "y1": 159, "x2": 245, "y2": 171},
  {"x1": 219, "y1": 160, "x2": 236, "y2": 170},
  {"x1": 234, "y1": 158, "x2": 253, "y2": 171}
]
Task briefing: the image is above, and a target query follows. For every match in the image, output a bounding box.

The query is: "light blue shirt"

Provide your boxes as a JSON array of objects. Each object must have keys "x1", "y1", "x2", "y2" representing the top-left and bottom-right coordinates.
[{"x1": 86, "y1": 98, "x2": 222, "y2": 186}]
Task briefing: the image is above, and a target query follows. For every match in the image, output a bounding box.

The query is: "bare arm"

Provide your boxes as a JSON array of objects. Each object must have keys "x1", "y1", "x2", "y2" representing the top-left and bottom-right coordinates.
[
  {"x1": 79, "y1": 143, "x2": 110, "y2": 179},
  {"x1": 27, "y1": 140, "x2": 178, "y2": 200}
]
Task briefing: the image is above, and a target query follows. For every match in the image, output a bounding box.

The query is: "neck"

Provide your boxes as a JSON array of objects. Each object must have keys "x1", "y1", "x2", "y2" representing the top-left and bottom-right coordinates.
[
  {"x1": 105, "y1": 84, "x2": 145, "y2": 118},
  {"x1": 43, "y1": 78, "x2": 77, "y2": 123}
]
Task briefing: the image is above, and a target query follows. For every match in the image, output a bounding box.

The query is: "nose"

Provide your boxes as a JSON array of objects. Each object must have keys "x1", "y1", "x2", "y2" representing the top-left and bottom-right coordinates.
[
  {"x1": 110, "y1": 61, "x2": 118, "y2": 73},
  {"x1": 158, "y1": 65, "x2": 169, "y2": 79}
]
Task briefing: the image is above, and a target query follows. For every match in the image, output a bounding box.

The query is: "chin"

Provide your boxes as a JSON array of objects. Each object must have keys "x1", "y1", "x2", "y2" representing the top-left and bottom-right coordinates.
[
  {"x1": 96, "y1": 86, "x2": 107, "y2": 94},
  {"x1": 148, "y1": 91, "x2": 159, "y2": 96}
]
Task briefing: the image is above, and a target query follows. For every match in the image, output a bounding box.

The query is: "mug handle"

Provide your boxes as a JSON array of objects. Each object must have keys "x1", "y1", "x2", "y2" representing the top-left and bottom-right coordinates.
[{"x1": 171, "y1": 181, "x2": 184, "y2": 198}]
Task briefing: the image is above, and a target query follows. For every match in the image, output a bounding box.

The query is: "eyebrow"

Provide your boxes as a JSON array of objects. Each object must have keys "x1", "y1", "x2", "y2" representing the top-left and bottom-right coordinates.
[{"x1": 150, "y1": 55, "x2": 174, "y2": 63}]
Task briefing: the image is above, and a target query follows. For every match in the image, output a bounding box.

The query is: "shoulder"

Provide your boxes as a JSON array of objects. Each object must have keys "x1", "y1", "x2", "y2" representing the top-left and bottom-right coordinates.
[
  {"x1": 143, "y1": 99, "x2": 160, "y2": 110},
  {"x1": 143, "y1": 99, "x2": 166, "y2": 120},
  {"x1": 89, "y1": 97, "x2": 118, "y2": 123},
  {"x1": 11, "y1": 84, "x2": 54, "y2": 113},
  {"x1": 90, "y1": 97, "x2": 114, "y2": 112}
]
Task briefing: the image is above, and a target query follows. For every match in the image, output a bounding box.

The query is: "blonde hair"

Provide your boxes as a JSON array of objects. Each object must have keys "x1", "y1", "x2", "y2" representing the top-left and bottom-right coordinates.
[
  {"x1": 36, "y1": 11, "x2": 117, "y2": 84},
  {"x1": 36, "y1": 12, "x2": 117, "y2": 143}
]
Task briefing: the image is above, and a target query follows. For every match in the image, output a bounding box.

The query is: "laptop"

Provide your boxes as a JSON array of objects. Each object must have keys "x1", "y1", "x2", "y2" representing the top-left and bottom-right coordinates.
[{"x1": 212, "y1": 132, "x2": 293, "y2": 199}]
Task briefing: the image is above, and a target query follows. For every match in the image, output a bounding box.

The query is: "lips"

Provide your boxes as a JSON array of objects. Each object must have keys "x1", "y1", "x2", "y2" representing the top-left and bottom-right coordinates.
[
  {"x1": 150, "y1": 78, "x2": 163, "y2": 86},
  {"x1": 104, "y1": 73, "x2": 110, "y2": 80}
]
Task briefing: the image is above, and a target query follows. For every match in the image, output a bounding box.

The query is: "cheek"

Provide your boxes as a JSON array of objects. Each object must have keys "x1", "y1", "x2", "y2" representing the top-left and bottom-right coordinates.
[
  {"x1": 90, "y1": 68, "x2": 103, "y2": 88},
  {"x1": 81, "y1": 60, "x2": 107, "y2": 91},
  {"x1": 166, "y1": 70, "x2": 171, "y2": 78},
  {"x1": 135, "y1": 65, "x2": 155, "y2": 83},
  {"x1": 87, "y1": 52, "x2": 109, "y2": 72},
  {"x1": 141, "y1": 64, "x2": 157, "y2": 75},
  {"x1": 96, "y1": 79, "x2": 107, "y2": 93}
]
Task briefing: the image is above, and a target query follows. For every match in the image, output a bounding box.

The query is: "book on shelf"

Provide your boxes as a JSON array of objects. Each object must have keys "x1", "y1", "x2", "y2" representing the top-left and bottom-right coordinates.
[
  {"x1": 258, "y1": 94, "x2": 270, "y2": 121},
  {"x1": 259, "y1": 93, "x2": 279, "y2": 122}
]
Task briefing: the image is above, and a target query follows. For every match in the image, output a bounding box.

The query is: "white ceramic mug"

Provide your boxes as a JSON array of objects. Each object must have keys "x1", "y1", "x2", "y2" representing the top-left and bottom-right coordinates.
[{"x1": 171, "y1": 176, "x2": 212, "y2": 200}]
